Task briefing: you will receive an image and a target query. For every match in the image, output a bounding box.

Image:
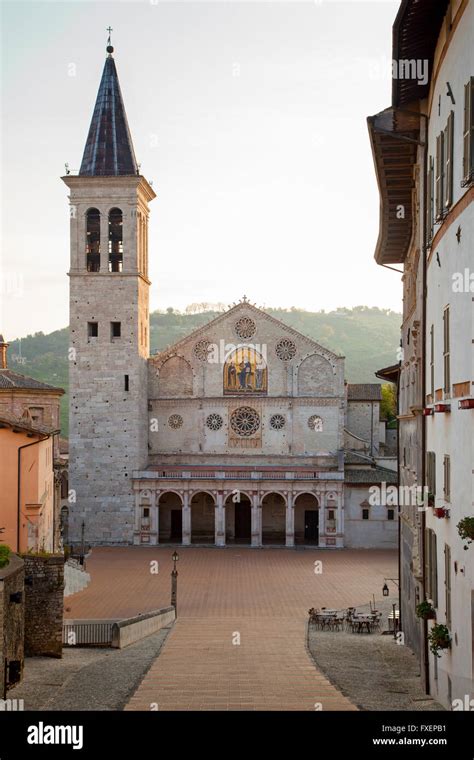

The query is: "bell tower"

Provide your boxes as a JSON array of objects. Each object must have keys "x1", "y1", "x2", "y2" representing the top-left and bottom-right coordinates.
[{"x1": 63, "y1": 39, "x2": 155, "y2": 545}]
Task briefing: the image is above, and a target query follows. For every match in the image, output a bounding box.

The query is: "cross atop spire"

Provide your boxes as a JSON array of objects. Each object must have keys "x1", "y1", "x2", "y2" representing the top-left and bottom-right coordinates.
[{"x1": 79, "y1": 37, "x2": 139, "y2": 177}]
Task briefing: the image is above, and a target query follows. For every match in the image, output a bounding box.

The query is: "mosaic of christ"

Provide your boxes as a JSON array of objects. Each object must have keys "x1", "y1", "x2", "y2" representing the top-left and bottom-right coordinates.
[{"x1": 223, "y1": 347, "x2": 268, "y2": 394}]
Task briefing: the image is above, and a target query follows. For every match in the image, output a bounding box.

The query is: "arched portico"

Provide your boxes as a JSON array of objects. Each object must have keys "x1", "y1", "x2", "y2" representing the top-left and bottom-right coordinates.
[
  {"x1": 225, "y1": 492, "x2": 252, "y2": 545},
  {"x1": 158, "y1": 491, "x2": 183, "y2": 544},
  {"x1": 190, "y1": 491, "x2": 216, "y2": 544},
  {"x1": 261, "y1": 492, "x2": 286, "y2": 544},
  {"x1": 294, "y1": 492, "x2": 320, "y2": 545}
]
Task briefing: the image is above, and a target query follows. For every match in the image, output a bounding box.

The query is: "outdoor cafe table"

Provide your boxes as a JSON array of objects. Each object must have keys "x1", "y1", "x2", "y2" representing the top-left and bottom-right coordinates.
[{"x1": 351, "y1": 614, "x2": 376, "y2": 634}]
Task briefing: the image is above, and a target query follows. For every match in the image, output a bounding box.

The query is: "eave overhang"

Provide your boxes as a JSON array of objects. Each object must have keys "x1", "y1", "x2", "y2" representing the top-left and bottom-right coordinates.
[
  {"x1": 367, "y1": 107, "x2": 421, "y2": 266},
  {"x1": 375, "y1": 363, "x2": 400, "y2": 385}
]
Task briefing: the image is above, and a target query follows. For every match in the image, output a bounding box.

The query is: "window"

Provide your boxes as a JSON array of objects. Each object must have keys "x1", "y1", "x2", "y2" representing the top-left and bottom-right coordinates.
[
  {"x1": 143, "y1": 508, "x2": 150, "y2": 519},
  {"x1": 443, "y1": 306, "x2": 450, "y2": 395},
  {"x1": 444, "y1": 544, "x2": 451, "y2": 627},
  {"x1": 435, "y1": 132, "x2": 445, "y2": 219},
  {"x1": 426, "y1": 451, "x2": 436, "y2": 496},
  {"x1": 426, "y1": 156, "x2": 434, "y2": 243},
  {"x1": 108, "y1": 208, "x2": 123, "y2": 272},
  {"x1": 387, "y1": 509, "x2": 395, "y2": 521},
  {"x1": 111, "y1": 321, "x2": 121, "y2": 339},
  {"x1": 86, "y1": 208, "x2": 100, "y2": 272},
  {"x1": 328, "y1": 509, "x2": 335, "y2": 521},
  {"x1": 87, "y1": 322, "x2": 98, "y2": 340},
  {"x1": 29, "y1": 407, "x2": 44, "y2": 423},
  {"x1": 425, "y1": 528, "x2": 438, "y2": 607},
  {"x1": 124, "y1": 374, "x2": 129, "y2": 392},
  {"x1": 463, "y1": 77, "x2": 474, "y2": 185},
  {"x1": 444, "y1": 112, "x2": 454, "y2": 209},
  {"x1": 362, "y1": 508, "x2": 369, "y2": 520},
  {"x1": 430, "y1": 324, "x2": 434, "y2": 400},
  {"x1": 443, "y1": 455, "x2": 451, "y2": 502}
]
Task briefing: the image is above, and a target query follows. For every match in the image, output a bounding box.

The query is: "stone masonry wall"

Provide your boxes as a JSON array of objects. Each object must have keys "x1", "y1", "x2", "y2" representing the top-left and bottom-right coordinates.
[
  {"x1": 0, "y1": 554, "x2": 25, "y2": 692},
  {"x1": 23, "y1": 555, "x2": 64, "y2": 658}
]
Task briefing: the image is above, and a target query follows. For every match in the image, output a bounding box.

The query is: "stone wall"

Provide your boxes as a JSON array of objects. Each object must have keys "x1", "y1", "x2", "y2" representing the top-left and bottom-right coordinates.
[
  {"x1": 0, "y1": 553, "x2": 25, "y2": 693},
  {"x1": 23, "y1": 555, "x2": 64, "y2": 658}
]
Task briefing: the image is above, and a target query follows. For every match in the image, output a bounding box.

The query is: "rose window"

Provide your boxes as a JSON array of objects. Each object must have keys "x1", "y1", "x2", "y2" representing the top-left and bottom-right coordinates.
[
  {"x1": 206, "y1": 413, "x2": 223, "y2": 431},
  {"x1": 193, "y1": 339, "x2": 211, "y2": 362},
  {"x1": 234, "y1": 317, "x2": 256, "y2": 340},
  {"x1": 230, "y1": 406, "x2": 260, "y2": 437},
  {"x1": 308, "y1": 415, "x2": 323, "y2": 431},
  {"x1": 270, "y1": 414, "x2": 286, "y2": 430},
  {"x1": 275, "y1": 338, "x2": 297, "y2": 361},
  {"x1": 168, "y1": 414, "x2": 183, "y2": 429}
]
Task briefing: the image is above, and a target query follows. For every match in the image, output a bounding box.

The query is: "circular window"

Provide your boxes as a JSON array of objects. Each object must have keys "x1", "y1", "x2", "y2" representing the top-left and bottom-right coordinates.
[
  {"x1": 270, "y1": 414, "x2": 286, "y2": 430},
  {"x1": 275, "y1": 338, "x2": 297, "y2": 361},
  {"x1": 206, "y1": 413, "x2": 223, "y2": 431},
  {"x1": 308, "y1": 415, "x2": 323, "y2": 431},
  {"x1": 235, "y1": 317, "x2": 256, "y2": 340},
  {"x1": 168, "y1": 414, "x2": 183, "y2": 429},
  {"x1": 230, "y1": 406, "x2": 260, "y2": 437},
  {"x1": 193, "y1": 339, "x2": 211, "y2": 362}
]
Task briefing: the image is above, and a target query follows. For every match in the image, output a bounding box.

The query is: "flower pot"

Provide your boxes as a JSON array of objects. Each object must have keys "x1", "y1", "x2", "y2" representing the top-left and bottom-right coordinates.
[{"x1": 434, "y1": 507, "x2": 446, "y2": 518}]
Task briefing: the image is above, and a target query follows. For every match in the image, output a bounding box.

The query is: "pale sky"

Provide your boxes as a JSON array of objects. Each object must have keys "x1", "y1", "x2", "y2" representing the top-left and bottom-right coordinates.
[{"x1": 1, "y1": 0, "x2": 402, "y2": 340}]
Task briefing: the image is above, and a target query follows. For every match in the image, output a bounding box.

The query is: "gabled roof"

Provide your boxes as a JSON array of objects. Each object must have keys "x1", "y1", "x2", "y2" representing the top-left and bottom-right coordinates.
[
  {"x1": 151, "y1": 300, "x2": 344, "y2": 362},
  {"x1": 79, "y1": 47, "x2": 138, "y2": 177},
  {"x1": 0, "y1": 369, "x2": 64, "y2": 393},
  {"x1": 0, "y1": 411, "x2": 58, "y2": 436}
]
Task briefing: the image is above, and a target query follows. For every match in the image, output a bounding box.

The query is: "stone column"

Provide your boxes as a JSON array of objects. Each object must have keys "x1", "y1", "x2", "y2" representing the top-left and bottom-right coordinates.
[
  {"x1": 182, "y1": 491, "x2": 191, "y2": 546},
  {"x1": 251, "y1": 492, "x2": 261, "y2": 547},
  {"x1": 133, "y1": 491, "x2": 141, "y2": 545},
  {"x1": 285, "y1": 493, "x2": 294, "y2": 547},
  {"x1": 215, "y1": 492, "x2": 225, "y2": 547},
  {"x1": 151, "y1": 490, "x2": 159, "y2": 546},
  {"x1": 319, "y1": 492, "x2": 326, "y2": 547}
]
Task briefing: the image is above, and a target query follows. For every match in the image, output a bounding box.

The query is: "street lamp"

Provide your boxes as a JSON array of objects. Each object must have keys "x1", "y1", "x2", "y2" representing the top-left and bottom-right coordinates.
[
  {"x1": 171, "y1": 551, "x2": 179, "y2": 617},
  {"x1": 382, "y1": 578, "x2": 399, "y2": 640},
  {"x1": 382, "y1": 582, "x2": 389, "y2": 597}
]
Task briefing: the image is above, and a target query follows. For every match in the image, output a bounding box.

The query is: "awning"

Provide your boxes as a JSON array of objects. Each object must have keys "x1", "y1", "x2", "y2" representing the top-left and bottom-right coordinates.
[
  {"x1": 375, "y1": 364, "x2": 400, "y2": 385},
  {"x1": 367, "y1": 107, "x2": 421, "y2": 265}
]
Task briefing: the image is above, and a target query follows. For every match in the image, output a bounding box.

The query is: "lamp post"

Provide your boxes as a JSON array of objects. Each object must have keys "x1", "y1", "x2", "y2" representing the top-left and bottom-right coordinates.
[
  {"x1": 382, "y1": 578, "x2": 399, "y2": 640},
  {"x1": 171, "y1": 551, "x2": 179, "y2": 617}
]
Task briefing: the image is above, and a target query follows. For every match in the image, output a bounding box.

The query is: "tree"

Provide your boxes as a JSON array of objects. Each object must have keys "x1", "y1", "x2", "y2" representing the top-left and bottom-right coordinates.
[{"x1": 381, "y1": 383, "x2": 397, "y2": 422}]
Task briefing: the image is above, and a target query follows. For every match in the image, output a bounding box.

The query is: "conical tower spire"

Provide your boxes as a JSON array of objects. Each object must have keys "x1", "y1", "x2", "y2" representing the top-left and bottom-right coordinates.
[{"x1": 79, "y1": 34, "x2": 138, "y2": 177}]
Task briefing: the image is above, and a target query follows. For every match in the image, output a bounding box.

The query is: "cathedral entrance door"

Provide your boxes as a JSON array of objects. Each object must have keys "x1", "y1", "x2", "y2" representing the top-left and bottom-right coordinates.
[
  {"x1": 304, "y1": 511, "x2": 319, "y2": 543},
  {"x1": 234, "y1": 500, "x2": 251, "y2": 543},
  {"x1": 170, "y1": 510, "x2": 183, "y2": 541}
]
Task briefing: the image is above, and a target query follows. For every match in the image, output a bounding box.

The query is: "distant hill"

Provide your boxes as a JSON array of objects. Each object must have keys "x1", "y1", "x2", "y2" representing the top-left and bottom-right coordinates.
[{"x1": 7, "y1": 306, "x2": 401, "y2": 437}]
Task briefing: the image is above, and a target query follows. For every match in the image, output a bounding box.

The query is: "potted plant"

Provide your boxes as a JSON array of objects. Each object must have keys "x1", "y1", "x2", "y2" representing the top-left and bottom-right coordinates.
[
  {"x1": 427, "y1": 492, "x2": 435, "y2": 508},
  {"x1": 434, "y1": 506, "x2": 447, "y2": 518},
  {"x1": 416, "y1": 600, "x2": 436, "y2": 620},
  {"x1": 427, "y1": 623, "x2": 451, "y2": 657},
  {"x1": 457, "y1": 517, "x2": 474, "y2": 550}
]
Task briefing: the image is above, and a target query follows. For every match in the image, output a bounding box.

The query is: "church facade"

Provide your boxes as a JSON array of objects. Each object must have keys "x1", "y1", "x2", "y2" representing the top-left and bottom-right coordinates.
[{"x1": 63, "y1": 43, "x2": 397, "y2": 549}]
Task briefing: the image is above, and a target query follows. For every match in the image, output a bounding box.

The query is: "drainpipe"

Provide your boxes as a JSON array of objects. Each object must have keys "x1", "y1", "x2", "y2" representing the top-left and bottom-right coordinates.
[
  {"x1": 17, "y1": 434, "x2": 50, "y2": 553},
  {"x1": 420, "y1": 112, "x2": 430, "y2": 696}
]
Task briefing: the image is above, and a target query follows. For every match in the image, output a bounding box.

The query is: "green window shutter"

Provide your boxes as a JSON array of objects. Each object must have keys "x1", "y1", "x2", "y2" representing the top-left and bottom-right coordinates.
[{"x1": 445, "y1": 112, "x2": 454, "y2": 208}]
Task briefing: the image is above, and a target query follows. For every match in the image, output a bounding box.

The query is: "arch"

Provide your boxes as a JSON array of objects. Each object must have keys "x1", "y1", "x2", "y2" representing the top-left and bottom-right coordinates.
[
  {"x1": 261, "y1": 492, "x2": 286, "y2": 544},
  {"x1": 298, "y1": 353, "x2": 335, "y2": 396},
  {"x1": 158, "y1": 355, "x2": 193, "y2": 397},
  {"x1": 224, "y1": 345, "x2": 267, "y2": 394},
  {"x1": 190, "y1": 491, "x2": 215, "y2": 544},
  {"x1": 108, "y1": 207, "x2": 123, "y2": 272},
  {"x1": 158, "y1": 491, "x2": 183, "y2": 544},
  {"x1": 225, "y1": 492, "x2": 252, "y2": 545},
  {"x1": 86, "y1": 207, "x2": 100, "y2": 271},
  {"x1": 294, "y1": 492, "x2": 319, "y2": 545}
]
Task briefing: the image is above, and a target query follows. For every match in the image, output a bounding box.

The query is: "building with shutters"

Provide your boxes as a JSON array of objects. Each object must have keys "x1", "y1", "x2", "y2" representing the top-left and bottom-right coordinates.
[
  {"x1": 368, "y1": 0, "x2": 473, "y2": 710},
  {"x1": 63, "y1": 40, "x2": 397, "y2": 552}
]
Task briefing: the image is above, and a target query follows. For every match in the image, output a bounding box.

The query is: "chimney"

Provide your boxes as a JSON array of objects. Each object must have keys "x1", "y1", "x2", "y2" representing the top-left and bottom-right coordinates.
[{"x1": 0, "y1": 335, "x2": 8, "y2": 369}]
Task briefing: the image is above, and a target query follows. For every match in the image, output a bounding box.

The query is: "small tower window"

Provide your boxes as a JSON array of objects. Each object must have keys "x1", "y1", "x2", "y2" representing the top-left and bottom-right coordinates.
[
  {"x1": 362, "y1": 508, "x2": 369, "y2": 520},
  {"x1": 124, "y1": 374, "x2": 129, "y2": 391},
  {"x1": 88, "y1": 322, "x2": 98, "y2": 340},
  {"x1": 109, "y1": 208, "x2": 123, "y2": 272},
  {"x1": 86, "y1": 208, "x2": 101, "y2": 272},
  {"x1": 111, "y1": 321, "x2": 121, "y2": 340},
  {"x1": 387, "y1": 509, "x2": 395, "y2": 521}
]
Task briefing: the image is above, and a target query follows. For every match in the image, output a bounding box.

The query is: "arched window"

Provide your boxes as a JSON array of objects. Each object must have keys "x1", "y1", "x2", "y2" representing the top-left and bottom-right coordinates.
[
  {"x1": 86, "y1": 208, "x2": 100, "y2": 271},
  {"x1": 108, "y1": 208, "x2": 123, "y2": 272}
]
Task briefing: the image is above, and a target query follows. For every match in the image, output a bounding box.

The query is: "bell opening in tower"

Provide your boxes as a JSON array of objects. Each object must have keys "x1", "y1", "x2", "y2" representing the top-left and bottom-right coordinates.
[{"x1": 108, "y1": 207, "x2": 123, "y2": 272}]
